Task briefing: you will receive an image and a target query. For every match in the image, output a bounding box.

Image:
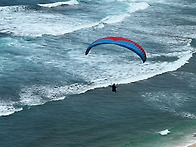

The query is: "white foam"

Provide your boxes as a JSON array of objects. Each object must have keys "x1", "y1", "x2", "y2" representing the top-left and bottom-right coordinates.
[
  {"x1": 126, "y1": 50, "x2": 192, "y2": 83},
  {"x1": 159, "y1": 129, "x2": 170, "y2": 136},
  {"x1": 179, "y1": 112, "x2": 196, "y2": 119},
  {"x1": 70, "y1": 49, "x2": 193, "y2": 97},
  {"x1": 0, "y1": 5, "x2": 27, "y2": 12},
  {"x1": 93, "y1": 1, "x2": 150, "y2": 30},
  {"x1": 0, "y1": 100, "x2": 22, "y2": 116},
  {"x1": 19, "y1": 83, "x2": 92, "y2": 106},
  {"x1": 38, "y1": 0, "x2": 79, "y2": 8},
  {"x1": 0, "y1": 0, "x2": 150, "y2": 36},
  {"x1": 4, "y1": 44, "x2": 194, "y2": 115},
  {"x1": 0, "y1": 7, "x2": 98, "y2": 36},
  {"x1": 127, "y1": 2, "x2": 150, "y2": 13},
  {"x1": 1, "y1": 0, "x2": 195, "y2": 117}
]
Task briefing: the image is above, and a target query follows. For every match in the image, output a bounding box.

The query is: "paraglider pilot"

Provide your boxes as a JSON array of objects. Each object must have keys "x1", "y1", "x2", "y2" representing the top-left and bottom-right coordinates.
[{"x1": 110, "y1": 83, "x2": 117, "y2": 93}]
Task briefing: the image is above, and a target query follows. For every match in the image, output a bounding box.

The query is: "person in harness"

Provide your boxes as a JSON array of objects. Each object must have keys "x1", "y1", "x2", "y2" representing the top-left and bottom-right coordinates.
[{"x1": 110, "y1": 83, "x2": 117, "y2": 93}]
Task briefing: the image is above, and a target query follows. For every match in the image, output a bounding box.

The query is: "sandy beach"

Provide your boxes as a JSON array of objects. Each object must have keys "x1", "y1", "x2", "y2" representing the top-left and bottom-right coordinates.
[{"x1": 188, "y1": 144, "x2": 196, "y2": 147}]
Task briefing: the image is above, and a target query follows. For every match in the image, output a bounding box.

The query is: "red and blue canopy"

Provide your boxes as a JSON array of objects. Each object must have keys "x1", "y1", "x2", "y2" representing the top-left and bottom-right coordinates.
[{"x1": 85, "y1": 37, "x2": 147, "y2": 63}]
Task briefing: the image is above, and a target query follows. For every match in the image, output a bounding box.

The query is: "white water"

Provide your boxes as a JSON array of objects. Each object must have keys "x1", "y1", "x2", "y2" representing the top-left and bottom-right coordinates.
[
  {"x1": 38, "y1": 0, "x2": 79, "y2": 8},
  {"x1": 0, "y1": 1, "x2": 150, "y2": 36},
  {"x1": 0, "y1": 0, "x2": 195, "y2": 119}
]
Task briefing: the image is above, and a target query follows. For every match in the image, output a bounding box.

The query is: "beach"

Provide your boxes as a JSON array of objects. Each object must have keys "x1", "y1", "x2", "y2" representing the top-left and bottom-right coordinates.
[{"x1": 189, "y1": 144, "x2": 196, "y2": 147}]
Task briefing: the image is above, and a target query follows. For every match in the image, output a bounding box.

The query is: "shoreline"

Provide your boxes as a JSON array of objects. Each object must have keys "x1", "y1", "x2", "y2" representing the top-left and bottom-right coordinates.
[
  {"x1": 181, "y1": 140, "x2": 196, "y2": 147},
  {"x1": 188, "y1": 144, "x2": 196, "y2": 147}
]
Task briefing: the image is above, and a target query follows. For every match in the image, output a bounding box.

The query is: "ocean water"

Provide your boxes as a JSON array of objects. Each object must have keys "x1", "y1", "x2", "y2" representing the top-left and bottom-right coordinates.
[{"x1": 0, "y1": 0, "x2": 196, "y2": 147}]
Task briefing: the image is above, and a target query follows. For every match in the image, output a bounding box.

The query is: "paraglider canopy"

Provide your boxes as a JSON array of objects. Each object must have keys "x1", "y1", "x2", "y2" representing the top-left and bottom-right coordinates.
[{"x1": 85, "y1": 37, "x2": 147, "y2": 63}]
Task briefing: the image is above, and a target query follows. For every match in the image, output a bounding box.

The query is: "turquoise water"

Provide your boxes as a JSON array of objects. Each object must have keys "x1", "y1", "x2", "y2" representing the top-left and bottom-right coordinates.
[{"x1": 0, "y1": 0, "x2": 196, "y2": 147}]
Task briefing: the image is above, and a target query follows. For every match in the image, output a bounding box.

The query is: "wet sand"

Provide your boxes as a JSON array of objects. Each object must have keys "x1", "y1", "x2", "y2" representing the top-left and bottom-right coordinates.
[{"x1": 188, "y1": 143, "x2": 196, "y2": 147}]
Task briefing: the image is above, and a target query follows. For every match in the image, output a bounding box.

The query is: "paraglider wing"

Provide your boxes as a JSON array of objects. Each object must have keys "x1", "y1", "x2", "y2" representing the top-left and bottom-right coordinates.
[{"x1": 85, "y1": 37, "x2": 147, "y2": 63}]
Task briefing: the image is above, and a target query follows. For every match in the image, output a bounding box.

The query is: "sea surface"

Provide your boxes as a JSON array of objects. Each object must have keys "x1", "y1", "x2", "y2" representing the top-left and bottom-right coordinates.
[{"x1": 0, "y1": 0, "x2": 196, "y2": 147}]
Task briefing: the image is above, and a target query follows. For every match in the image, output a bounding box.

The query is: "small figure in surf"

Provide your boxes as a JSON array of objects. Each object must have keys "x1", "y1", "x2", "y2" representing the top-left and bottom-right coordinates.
[{"x1": 110, "y1": 83, "x2": 117, "y2": 93}]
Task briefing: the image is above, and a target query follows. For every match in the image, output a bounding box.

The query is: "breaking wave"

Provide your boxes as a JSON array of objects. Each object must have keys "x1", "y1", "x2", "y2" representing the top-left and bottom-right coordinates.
[
  {"x1": 0, "y1": 1, "x2": 149, "y2": 37},
  {"x1": 38, "y1": 0, "x2": 79, "y2": 8}
]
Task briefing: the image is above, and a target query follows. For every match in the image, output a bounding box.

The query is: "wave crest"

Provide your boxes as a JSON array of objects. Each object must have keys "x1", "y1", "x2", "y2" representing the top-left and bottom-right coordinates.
[
  {"x1": 38, "y1": 0, "x2": 79, "y2": 8},
  {"x1": 0, "y1": 100, "x2": 22, "y2": 117},
  {"x1": 0, "y1": 5, "x2": 27, "y2": 12}
]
